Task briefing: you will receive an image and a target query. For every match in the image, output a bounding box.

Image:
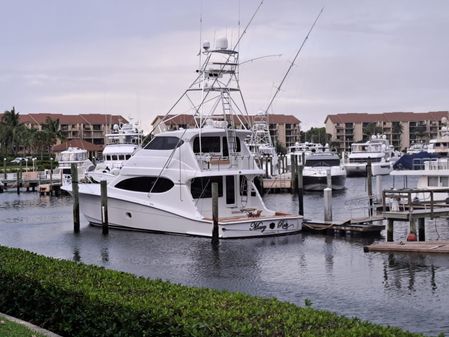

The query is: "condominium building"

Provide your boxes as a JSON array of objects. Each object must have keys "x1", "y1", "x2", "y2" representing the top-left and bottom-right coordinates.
[
  {"x1": 151, "y1": 114, "x2": 301, "y2": 148},
  {"x1": 325, "y1": 111, "x2": 449, "y2": 152},
  {"x1": 20, "y1": 113, "x2": 127, "y2": 146}
]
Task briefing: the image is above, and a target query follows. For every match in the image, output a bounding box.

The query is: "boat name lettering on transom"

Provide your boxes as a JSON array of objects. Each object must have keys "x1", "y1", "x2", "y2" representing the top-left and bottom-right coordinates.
[
  {"x1": 249, "y1": 221, "x2": 266, "y2": 232},
  {"x1": 277, "y1": 219, "x2": 293, "y2": 230}
]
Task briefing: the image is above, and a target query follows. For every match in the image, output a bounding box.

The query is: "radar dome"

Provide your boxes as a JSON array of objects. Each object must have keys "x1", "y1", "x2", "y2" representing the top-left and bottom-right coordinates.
[
  {"x1": 203, "y1": 40, "x2": 210, "y2": 50},
  {"x1": 216, "y1": 37, "x2": 228, "y2": 50},
  {"x1": 113, "y1": 124, "x2": 119, "y2": 130}
]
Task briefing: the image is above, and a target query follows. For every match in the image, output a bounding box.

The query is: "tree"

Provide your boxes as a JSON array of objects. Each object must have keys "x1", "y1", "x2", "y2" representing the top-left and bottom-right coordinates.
[
  {"x1": 42, "y1": 117, "x2": 65, "y2": 154},
  {"x1": 1, "y1": 107, "x2": 24, "y2": 155},
  {"x1": 363, "y1": 122, "x2": 382, "y2": 140}
]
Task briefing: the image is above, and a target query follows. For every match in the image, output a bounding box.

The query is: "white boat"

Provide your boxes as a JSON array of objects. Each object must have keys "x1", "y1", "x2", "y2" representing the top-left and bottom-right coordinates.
[
  {"x1": 390, "y1": 158, "x2": 449, "y2": 202},
  {"x1": 55, "y1": 147, "x2": 95, "y2": 185},
  {"x1": 427, "y1": 118, "x2": 449, "y2": 157},
  {"x1": 344, "y1": 134, "x2": 400, "y2": 177},
  {"x1": 407, "y1": 142, "x2": 428, "y2": 154},
  {"x1": 286, "y1": 142, "x2": 323, "y2": 168},
  {"x1": 303, "y1": 149, "x2": 346, "y2": 191},
  {"x1": 63, "y1": 37, "x2": 302, "y2": 238},
  {"x1": 87, "y1": 120, "x2": 144, "y2": 183}
]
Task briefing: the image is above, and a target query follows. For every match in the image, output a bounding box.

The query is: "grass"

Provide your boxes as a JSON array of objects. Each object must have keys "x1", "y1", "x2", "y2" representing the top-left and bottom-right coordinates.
[{"x1": 0, "y1": 316, "x2": 46, "y2": 337}]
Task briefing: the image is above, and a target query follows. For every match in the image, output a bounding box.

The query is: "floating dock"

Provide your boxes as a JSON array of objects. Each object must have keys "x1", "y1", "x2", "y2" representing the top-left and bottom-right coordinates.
[
  {"x1": 364, "y1": 241, "x2": 449, "y2": 254},
  {"x1": 303, "y1": 216, "x2": 385, "y2": 235}
]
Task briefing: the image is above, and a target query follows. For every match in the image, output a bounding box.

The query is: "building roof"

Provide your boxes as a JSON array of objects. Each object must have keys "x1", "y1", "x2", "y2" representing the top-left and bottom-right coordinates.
[
  {"x1": 151, "y1": 113, "x2": 301, "y2": 127},
  {"x1": 325, "y1": 111, "x2": 449, "y2": 124},
  {"x1": 52, "y1": 139, "x2": 104, "y2": 152},
  {"x1": 19, "y1": 113, "x2": 127, "y2": 125}
]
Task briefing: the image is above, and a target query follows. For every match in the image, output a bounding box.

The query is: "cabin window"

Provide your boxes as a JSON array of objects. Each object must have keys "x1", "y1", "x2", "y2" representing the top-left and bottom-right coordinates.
[
  {"x1": 125, "y1": 155, "x2": 131, "y2": 160},
  {"x1": 193, "y1": 136, "x2": 221, "y2": 153},
  {"x1": 106, "y1": 155, "x2": 111, "y2": 161},
  {"x1": 119, "y1": 155, "x2": 125, "y2": 160},
  {"x1": 112, "y1": 155, "x2": 118, "y2": 161},
  {"x1": 115, "y1": 177, "x2": 174, "y2": 193},
  {"x1": 226, "y1": 176, "x2": 235, "y2": 204},
  {"x1": 222, "y1": 137, "x2": 241, "y2": 156},
  {"x1": 145, "y1": 136, "x2": 184, "y2": 150},
  {"x1": 428, "y1": 176, "x2": 439, "y2": 187},
  {"x1": 191, "y1": 176, "x2": 223, "y2": 198},
  {"x1": 441, "y1": 177, "x2": 449, "y2": 187}
]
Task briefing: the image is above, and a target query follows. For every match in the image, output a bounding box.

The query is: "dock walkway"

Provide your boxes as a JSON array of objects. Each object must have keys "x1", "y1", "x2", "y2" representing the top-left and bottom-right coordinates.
[{"x1": 364, "y1": 241, "x2": 449, "y2": 254}]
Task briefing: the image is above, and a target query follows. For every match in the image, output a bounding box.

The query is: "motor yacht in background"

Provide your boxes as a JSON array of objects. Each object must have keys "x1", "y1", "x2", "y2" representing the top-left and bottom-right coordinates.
[
  {"x1": 344, "y1": 134, "x2": 401, "y2": 176},
  {"x1": 302, "y1": 147, "x2": 346, "y2": 191},
  {"x1": 63, "y1": 37, "x2": 302, "y2": 238},
  {"x1": 55, "y1": 147, "x2": 95, "y2": 185},
  {"x1": 87, "y1": 120, "x2": 144, "y2": 183},
  {"x1": 427, "y1": 117, "x2": 449, "y2": 157}
]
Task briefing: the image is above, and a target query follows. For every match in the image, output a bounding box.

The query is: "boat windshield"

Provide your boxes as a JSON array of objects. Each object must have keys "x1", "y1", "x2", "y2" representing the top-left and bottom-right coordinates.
[
  {"x1": 145, "y1": 136, "x2": 183, "y2": 150},
  {"x1": 305, "y1": 159, "x2": 340, "y2": 167}
]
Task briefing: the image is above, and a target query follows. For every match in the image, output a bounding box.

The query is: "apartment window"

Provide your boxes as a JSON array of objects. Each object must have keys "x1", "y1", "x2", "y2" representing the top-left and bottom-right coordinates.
[{"x1": 93, "y1": 124, "x2": 101, "y2": 131}]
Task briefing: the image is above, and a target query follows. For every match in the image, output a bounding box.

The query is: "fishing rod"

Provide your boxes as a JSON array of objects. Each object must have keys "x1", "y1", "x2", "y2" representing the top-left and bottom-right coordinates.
[{"x1": 264, "y1": 7, "x2": 325, "y2": 115}]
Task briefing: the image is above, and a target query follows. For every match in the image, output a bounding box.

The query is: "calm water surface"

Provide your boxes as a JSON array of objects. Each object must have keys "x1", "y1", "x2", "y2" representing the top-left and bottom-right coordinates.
[{"x1": 1, "y1": 176, "x2": 449, "y2": 336}]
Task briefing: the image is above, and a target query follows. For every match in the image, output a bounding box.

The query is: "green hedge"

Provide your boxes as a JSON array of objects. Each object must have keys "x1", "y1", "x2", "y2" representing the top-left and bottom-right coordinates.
[{"x1": 0, "y1": 245, "x2": 423, "y2": 337}]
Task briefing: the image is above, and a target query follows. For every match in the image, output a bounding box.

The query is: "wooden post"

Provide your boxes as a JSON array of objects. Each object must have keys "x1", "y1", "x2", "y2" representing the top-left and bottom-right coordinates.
[
  {"x1": 16, "y1": 169, "x2": 20, "y2": 195},
  {"x1": 101, "y1": 180, "x2": 109, "y2": 235},
  {"x1": 71, "y1": 163, "x2": 80, "y2": 233},
  {"x1": 211, "y1": 182, "x2": 219, "y2": 244},
  {"x1": 387, "y1": 218, "x2": 394, "y2": 242},
  {"x1": 297, "y1": 154, "x2": 304, "y2": 216},
  {"x1": 418, "y1": 217, "x2": 425, "y2": 242},
  {"x1": 366, "y1": 159, "x2": 373, "y2": 217},
  {"x1": 376, "y1": 175, "x2": 383, "y2": 205},
  {"x1": 3, "y1": 158, "x2": 6, "y2": 180},
  {"x1": 291, "y1": 154, "x2": 297, "y2": 193},
  {"x1": 324, "y1": 188, "x2": 332, "y2": 222},
  {"x1": 49, "y1": 158, "x2": 53, "y2": 195},
  {"x1": 409, "y1": 217, "x2": 417, "y2": 238}
]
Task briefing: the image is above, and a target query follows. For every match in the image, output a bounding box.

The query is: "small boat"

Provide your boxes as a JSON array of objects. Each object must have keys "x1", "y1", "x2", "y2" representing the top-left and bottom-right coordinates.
[
  {"x1": 63, "y1": 37, "x2": 302, "y2": 238},
  {"x1": 344, "y1": 134, "x2": 401, "y2": 177},
  {"x1": 87, "y1": 120, "x2": 144, "y2": 183}
]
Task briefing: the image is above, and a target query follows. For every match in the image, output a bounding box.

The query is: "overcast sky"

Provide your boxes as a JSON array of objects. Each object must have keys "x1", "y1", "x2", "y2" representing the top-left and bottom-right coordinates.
[{"x1": 1, "y1": 0, "x2": 449, "y2": 132}]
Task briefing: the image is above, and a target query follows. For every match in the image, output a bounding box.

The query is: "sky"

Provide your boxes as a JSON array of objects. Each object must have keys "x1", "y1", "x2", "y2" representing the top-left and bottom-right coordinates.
[{"x1": 1, "y1": 0, "x2": 449, "y2": 132}]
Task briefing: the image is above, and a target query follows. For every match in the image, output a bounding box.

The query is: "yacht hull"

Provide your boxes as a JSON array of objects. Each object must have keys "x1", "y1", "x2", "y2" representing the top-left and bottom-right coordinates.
[
  {"x1": 76, "y1": 191, "x2": 302, "y2": 239},
  {"x1": 345, "y1": 162, "x2": 393, "y2": 177},
  {"x1": 303, "y1": 174, "x2": 346, "y2": 191}
]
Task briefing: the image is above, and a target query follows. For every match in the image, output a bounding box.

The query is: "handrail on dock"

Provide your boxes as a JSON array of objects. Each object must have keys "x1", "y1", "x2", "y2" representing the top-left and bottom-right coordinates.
[{"x1": 382, "y1": 188, "x2": 449, "y2": 219}]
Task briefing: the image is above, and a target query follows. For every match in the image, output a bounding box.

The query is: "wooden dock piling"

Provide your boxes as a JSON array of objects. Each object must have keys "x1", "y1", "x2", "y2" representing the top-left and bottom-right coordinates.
[
  {"x1": 71, "y1": 163, "x2": 80, "y2": 233},
  {"x1": 211, "y1": 182, "x2": 219, "y2": 244},
  {"x1": 101, "y1": 180, "x2": 109, "y2": 235}
]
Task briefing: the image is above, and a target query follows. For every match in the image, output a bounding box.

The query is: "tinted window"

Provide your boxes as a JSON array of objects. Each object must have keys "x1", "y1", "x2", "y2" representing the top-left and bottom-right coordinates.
[
  {"x1": 115, "y1": 177, "x2": 174, "y2": 193},
  {"x1": 145, "y1": 136, "x2": 183, "y2": 150},
  {"x1": 223, "y1": 137, "x2": 241, "y2": 156},
  {"x1": 226, "y1": 175, "x2": 235, "y2": 204},
  {"x1": 193, "y1": 137, "x2": 221, "y2": 153},
  {"x1": 191, "y1": 176, "x2": 223, "y2": 198},
  {"x1": 305, "y1": 159, "x2": 340, "y2": 167}
]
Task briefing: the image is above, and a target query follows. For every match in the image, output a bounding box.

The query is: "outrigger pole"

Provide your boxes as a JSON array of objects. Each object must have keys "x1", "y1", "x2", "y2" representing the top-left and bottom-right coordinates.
[{"x1": 264, "y1": 7, "x2": 325, "y2": 115}]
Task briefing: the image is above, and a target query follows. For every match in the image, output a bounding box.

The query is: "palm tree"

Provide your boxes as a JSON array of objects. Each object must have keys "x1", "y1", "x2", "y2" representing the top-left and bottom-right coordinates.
[
  {"x1": 1, "y1": 107, "x2": 23, "y2": 155},
  {"x1": 42, "y1": 117, "x2": 65, "y2": 153}
]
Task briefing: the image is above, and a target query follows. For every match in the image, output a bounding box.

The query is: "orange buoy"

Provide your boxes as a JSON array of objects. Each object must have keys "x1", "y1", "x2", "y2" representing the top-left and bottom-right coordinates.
[{"x1": 406, "y1": 232, "x2": 417, "y2": 241}]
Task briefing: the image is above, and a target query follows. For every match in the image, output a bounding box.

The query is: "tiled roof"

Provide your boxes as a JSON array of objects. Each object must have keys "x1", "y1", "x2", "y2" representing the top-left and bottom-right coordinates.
[
  {"x1": 20, "y1": 113, "x2": 127, "y2": 125},
  {"x1": 52, "y1": 139, "x2": 103, "y2": 152},
  {"x1": 151, "y1": 113, "x2": 301, "y2": 126},
  {"x1": 325, "y1": 111, "x2": 449, "y2": 124}
]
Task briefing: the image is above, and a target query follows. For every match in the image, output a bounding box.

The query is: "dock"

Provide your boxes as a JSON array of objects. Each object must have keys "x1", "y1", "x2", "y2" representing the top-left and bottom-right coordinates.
[
  {"x1": 364, "y1": 241, "x2": 449, "y2": 254},
  {"x1": 303, "y1": 216, "x2": 385, "y2": 235}
]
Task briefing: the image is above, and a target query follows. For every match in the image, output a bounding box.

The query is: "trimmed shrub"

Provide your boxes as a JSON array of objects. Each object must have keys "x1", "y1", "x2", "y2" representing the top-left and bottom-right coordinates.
[{"x1": 0, "y1": 246, "x2": 423, "y2": 337}]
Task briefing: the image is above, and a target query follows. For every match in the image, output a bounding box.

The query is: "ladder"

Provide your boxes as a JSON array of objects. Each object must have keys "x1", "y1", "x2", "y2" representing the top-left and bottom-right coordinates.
[{"x1": 222, "y1": 90, "x2": 238, "y2": 166}]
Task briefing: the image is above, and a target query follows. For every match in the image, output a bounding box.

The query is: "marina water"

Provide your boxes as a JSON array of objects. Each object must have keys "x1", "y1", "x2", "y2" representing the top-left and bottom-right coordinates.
[{"x1": 1, "y1": 176, "x2": 448, "y2": 336}]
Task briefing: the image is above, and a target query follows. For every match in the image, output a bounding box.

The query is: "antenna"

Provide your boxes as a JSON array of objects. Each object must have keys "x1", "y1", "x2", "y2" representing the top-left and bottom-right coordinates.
[
  {"x1": 264, "y1": 7, "x2": 325, "y2": 115},
  {"x1": 198, "y1": 0, "x2": 203, "y2": 69}
]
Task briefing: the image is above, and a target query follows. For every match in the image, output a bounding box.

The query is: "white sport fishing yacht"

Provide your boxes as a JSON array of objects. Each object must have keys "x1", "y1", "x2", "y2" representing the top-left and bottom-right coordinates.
[
  {"x1": 345, "y1": 134, "x2": 400, "y2": 177},
  {"x1": 63, "y1": 37, "x2": 302, "y2": 238},
  {"x1": 427, "y1": 117, "x2": 449, "y2": 157},
  {"x1": 87, "y1": 120, "x2": 144, "y2": 183}
]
